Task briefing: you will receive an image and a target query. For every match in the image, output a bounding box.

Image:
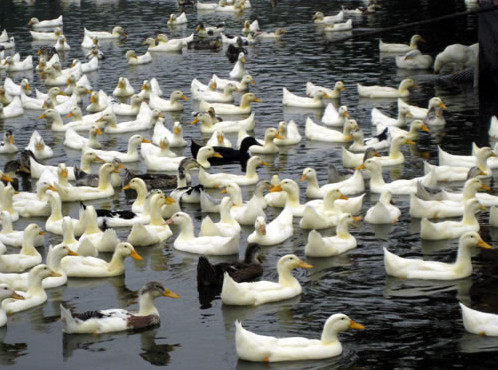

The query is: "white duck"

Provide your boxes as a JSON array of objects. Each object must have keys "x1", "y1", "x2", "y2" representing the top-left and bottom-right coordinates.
[
  {"x1": 307, "y1": 81, "x2": 346, "y2": 99},
  {"x1": 111, "y1": 94, "x2": 143, "y2": 116},
  {"x1": 64, "y1": 125, "x2": 103, "y2": 150},
  {"x1": 112, "y1": 77, "x2": 135, "y2": 97},
  {"x1": 305, "y1": 117, "x2": 357, "y2": 142},
  {"x1": 358, "y1": 78, "x2": 418, "y2": 99},
  {"x1": 86, "y1": 90, "x2": 111, "y2": 113},
  {"x1": 249, "y1": 127, "x2": 283, "y2": 154},
  {"x1": 0, "y1": 129, "x2": 17, "y2": 154},
  {"x1": 247, "y1": 207, "x2": 293, "y2": 246},
  {"x1": 0, "y1": 284, "x2": 24, "y2": 327},
  {"x1": 323, "y1": 19, "x2": 353, "y2": 32},
  {"x1": 85, "y1": 135, "x2": 150, "y2": 163},
  {"x1": 321, "y1": 104, "x2": 350, "y2": 127},
  {"x1": 379, "y1": 34, "x2": 425, "y2": 53},
  {"x1": 384, "y1": 231, "x2": 491, "y2": 280},
  {"x1": 191, "y1": 111, "x2": 255, "y2": 133},
  {"x1": 78, "y1": 205, "x2": 121, "y2": 252},
  {"x1": 166, "y1": 211, "x2": 238, "y2": 255},
  {"x1": 168, "y1": 12, "x2": 188, "y2": 25},
  {"x1": 0, "y1": 96, "x2": 24, "y2": 119},
  {"x1": 235, "y1": 313, "x2": 364, "y2": 363},
  {"x1": 398, "y1": 96, "x2": 447, "y2": 125},
  {"x1": 199, "y1": 197, "x2": 241, "y2": 238},
  {"x1": 1, "y1": 264, "x2": 60, "y2": 314},
  {"x1": 221, "y1": 254, "x2": 313, "y2": 305},
  {"x1": 54, "y1": 36, "x2": 71, "y2": 51},
  {"x1": 149, "y1": 90, "x2": 188, "y2": 111},
  {"x1": 98, "y1": 104, "x2": 153, "y2": 134},
  {"x1": 222, "y1": 183, "x2": 265, "y2": 226},
  {"x1": 0, "y1": 211, "x2": 45, "y2": 247},
  {"x1": 199, "y1": 155, "x2": 268, "y2": 187},
  {"x1": 283, "y1": 88, "x2": 330, "y2": 108},
  {"x1": 364, "y1": 191, "x2": 401, "y2": 224},
  {"x1": 199, "y1": 92, "x2": 261, "y2": 115},
  {"x1": 488, "y1": 115, "x2": 498, "y2": 139},
  {"x1": 376, "y1": 119, "x2": 429, "y2": 141},
  {"x1": 229, "y1": 52, "x2": 248, "y2": 79},
  {"x1": 3, "y1": 55, "x2": 33, "y2": 72},
  {"x1": 434, "y1": 43, "x2": 477, "y2": 73},
  {"x1": 274, "y1": 120, "x2": 302, "y2": 146},
  {"x1": 3, "y1": 77, "x2": 31, "y2": 96},
  {"x1": 125, "y1": 50, "x2": 152, "y2": 65},
  {"x1": 371, "y1": 105, "x2": 413, "y2": 127},
  {"x1": 396, "y1": 49, "x2": 433, "y2": 69},
  {"x1": 28, "y1": 151, "x2": 103, "y2": 180},
  {"x1": 299, "y1": 167, "x2": 365, "y2": 198},
  {"x1": 84, "y1": 26, "x2": 127, "y2": 39},
  {"x1": 269, "y1": 179, "x2": 306, "y2": 217},
  {"x1": 28, "y1": 15, "x2": 63, "y2": 28},
  {"x1": 312, "y1": 10, "x2": 345, "y2": 24},
  {"x1": 212, "y1": 74, "x2": 255, "y2": 91},
  {"x1": 459, "y1": 302, "x2": 498, "y2": 336},
  {"x1": 305, "y1": 213, "x2": 359, "y2": 257},
  {"x1": 152, "y1": 119, "x2": 187, "y2": 147},
  {"x1": 420, "y1": 198, "x2": 484, "y2": 240},
  {"x1": 0, "y1": 224, "x2": 45, "y2": 273},
  {"x1": 370, "y1": 134, "x2": 414, "y2": 166},
  {"x1": 61, "y1": 242, "x2": 141, "y2": 278},
  {"x1": 206, "y1": 130, "x2": 233, "y2": 148}
]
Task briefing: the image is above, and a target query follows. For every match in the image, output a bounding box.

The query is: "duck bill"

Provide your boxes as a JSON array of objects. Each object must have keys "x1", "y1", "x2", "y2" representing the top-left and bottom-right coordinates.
[
  {"x1": 477, "y1": 239, "x2": 492, "y2": 249},
  {"x1": 48, "y1": 185, "x2": 58, "y2": 192},
  {"x1": 65, "y1": 111, "x2": 74, "y2": 118},
  {"x1": 260, "y1": 161, "x2": 270, "y2": 166},
  {"x1": 38, "y1": 113, "x2": 47, "y2": 119},
  {"x1": 344, "y1": 111, "x2": 351, "y2": 118},
  {"x1": 269, "y1": 184, "x2": 282, "y2": 192},
  {"x1": 355, "y1": 164, "x2": 366, "y2": 170},
  {"x1": 164, "y1": 219, "x2": 175, "y2": 225},
  {"x1": 163, "y1": 289, "x2": 180, "y2": 299},
  {"x1": 350, "y1": 320, "x2": 365, "y2": 330},
  {"x1": 39, "y1": 230, "x2": 46, "y2": 235},
  {"x1": 96, "y1": 128, "x2": 104, "y2": 135},
  {"x1": 340, "y1": 194, "x2": 349, "y2": 200},
  {"x1": 220, "y1": 188, "x2": 228, "y2": 194},
  {"x1": 191, "y1": 118, "x2": 199, "y2": 125},
  {"x1": 298, "y1": 261, "x2": 313, "y2": 269},
  {"x1": 94, "y1": 156, "x2": 105, "y2": 163},
  {"x1": 412, "y1": 84, "x2": 421, "y2": 89},
  {"x1": 298, "y1": 175, "x2": 307, "y2": 182},
  {"x1": 130, "y1": 249, "x2": 143, "y2": 260},
  {"x1": 61, "y1": 169, "x2": 68, "y2": 178},
  {"x1": 142, "y1": 138, "x2": 151, "y2": 143},
  {"x1": 439, "y1": 102, "x2": 447, "y2": 109},
  {"x1": 11, "y1": 291, "x2": 25, "y2": 300},
  {"x1": 118, "y1": 81, "x2": 124, "y2": 88},
  {"x1": 275, "y1": 133, "x2": 285, "y2": 140},
  {"x1": 345, "y1": 134, "x2": 353, "y2": 141},
  {"x1": 181, "y1": 94, "x2": 189, "y2": 101},
  {"x1": 406, "y1": 139, "x2": 416, "y2": 145},
  {"x1": 213, "y1": 152, "x2": 223, "y2": 158},
  {"x1": 258, "y1": 224, "x2": 266, "y2": 235},
  {"x1": 165, "y1": 196, "x2": 176, "y2": 205},
  {"x1": 1, "y1": 174, "x2": 13, "y2": 182},
  {"x1": 50, "y1": 271, "x2": 63, "y2": 277},
  {"x1": 123, "y1": 183, "x2": 132, "y2": 190},
  {"x1": 353, "y1": 216, "x2": 363, "y2": 222},
  {"x1": 341, "y1": 86, "x2": 347, "y2": 92},
  {"x1": 68, "y1": 249, "x2": 79, "y2": 256},
  {"x1": 481, "y1": 184, "x2": 491, "y2": 191},
  {"x1": 421, "y1": 124, "x2": 430, "y2": 132},
  {"x1": 174, "y1": 126, "x2": 181, "y2": 135},
  {"x1": 250, "y1": 79, "x2": 255, "y2": 85},
  {"x1": 90, "y1": 94, "x2": 96, "y2": 103},
  {"x1": 254, "y1": 97, "x2": 262, "y2": 103}
]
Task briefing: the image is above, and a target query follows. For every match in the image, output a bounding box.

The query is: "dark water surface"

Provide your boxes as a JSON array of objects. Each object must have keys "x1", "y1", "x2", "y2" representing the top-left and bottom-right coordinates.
[{"x1": 1, "y1": 0, "x2": 497, "y2": 368}]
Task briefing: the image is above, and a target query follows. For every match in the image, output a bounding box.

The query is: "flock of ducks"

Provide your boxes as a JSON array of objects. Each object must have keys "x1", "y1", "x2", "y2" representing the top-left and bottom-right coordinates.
[{"x1": 0, "y1": 0, "x2": 495, "y2": 364}]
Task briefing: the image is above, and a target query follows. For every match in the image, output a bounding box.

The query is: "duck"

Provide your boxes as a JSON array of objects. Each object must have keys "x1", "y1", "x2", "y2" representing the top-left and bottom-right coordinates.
[
  {"x1": 141, "y1": 141, "x2": 186, "y2": 172},
  {"x1": 358, "y1": 158, "x2": 436, "y2": 194},
  {"x1": 254, "y1": 28, "x2": 288, "y2": 40},
  {"x1": 272, "y1": 120, "x2": 301, "y2": 146},
  {"x1": 370, "y1": 134, "x2": 414, "y2": 166},
  {"x1": 358, "y1": 78, "x2": 418, "y2": 98},
  {"x1": 168, "y1": 12, "x2": 188, "y2": 25},
  {"x1": 1, "y1": 264, "x2": 60, "y2": 314},
  {"x1": 199, "y1": 156, "x2": 268, "y2": 187},
  {"x1": 379, "y1": 34, "x2": 425, "y2": 53},
  {"x1": 420, "y1": 198, "x2": 484, "y2": 240},
  {"x1": 0, "y1": 244, "x2": 76, "y2": 290},
  {"x1": 64, "y1": 125, "x2": 103, "y2": 150},
  {"x1": 229, "y1": 52, "x2": 248, "y2": 79},
  {"x1": 364, "y1": 190, "x2": 401, "y2": 224},
  {"x1": 348, "y1": 128, "x2": 390, "y2": 152},
  {"x1": 111, "y1": 94, "x2": 143, "y2": 116},
  {"x1": 54, "y1": 36, "x2": 71, "y2": 52},
  {"x1": 321, "y1": 104, "x2": 350, "y2": 127},
  {"x1": 269, "y1": 179, "x2": 307, "y2": 216},
  {"x1": 11, "y1": 181, "x2": 52, "y2": 218},
  {"x1": 127, "y1": 193, "x2": 174, "y2": 246},
  {"x1": 307, "y1": 81, "x2": 346, "y2": 100},
  {"x1": 220, "y1": 183, "x2": 265, "y2": 225},
  {"x1": 221, "y1": 254, "x2": 313, "y2": 305},
  {"x1": 28, "y1": 150, "x2": 103, "y2": 180},
  {"x1": 142, "y1": 36, "x2": 183, "y2": 53},
  {"x1": 206, "y1": 130, "x2": 233, "y2": 148},
  {"x1": 0, "y1": 184, "x2": 19, "y2": 221},
  {"x1": 0, "y1": 36, "x2": 15, "y2": 50},
  {"x1": 2, "y1": 55, "x2": 33, "y2": 72},
  {"x1": 488, "y1": 116, "x2": 498, "y2": 139},
  {"x1": 304, "y1": 213, "x2": 359, "y2": 257},
  {"x1": 434, "y1": 43, "x2": 477, "y2": 73},
  {"x1": 72, "y1": 57, "x2": 99, "y2": 73},
  {"x1": 397, "y1": 96, "x2": 447, "y2": 120},
  {"x1": 44, "y1": 190, "x2": 84, "y2": 235},
  {"x1": 98, "y1": 104, "x2": 154, "y2": 133},
  {"x1": 0, "y1": 284, "x2": 24, "y2": 327},
  {"x1": 212, "y1": 74, "x2": 255, "y2": 91},
  {"x1": 199, "y1": 92, "x2": 261, "y2": 115},
  {"x1": 56, "y1": 216, "x2": 97, "y2": 256},
  {"x1": 376, "y1": 119, "x2": 429, "y2": 141},
  {"x1": 247, "y1": 206, "x2": 293, "y2": 246},
  {"x1": 235, "y1": 313, "x2": 364, "y2": 362},
  {"x1": 152, "y1": 119, "x2": 187, "y2": 148},
  {"x1": 84, "y1": 26, "x2": 127, "y2": 39},
  {"x1": 60, "y1": 281, "x2": 178, "y2": 334},
  {"x1": 249, "y1": 127, "x2": 283, "y2": 154},
  {"x1": 85, "y1": 135, "x2": 150, "y2": 163},
  {"x1": 312, "y1": 10, "x2": 345, "y2": 24},
  {"x1": 76, "y1": 156, "x2": 124, "y2": 187},
  {"x1": 459, "y1": 302, "x2": 498, "y2": 336},
  {"x1": 3, "y1": 77, "x2": 31, "y2": 96},
  {"x1": 0, "y1": 97, "x2": 24, "y2": 119},
  {"x1": 305, "y1": 117, "x2": 357, "y2": 143},
  {"x1": 323, "y1": 19, "x2": 353, "y2": 32},
  {"x1": 191, "y1": 111, "x2": 255, "y2": 133},
  {"x1": 199, "y1": 197, "x2": 241, "y2": 237},
  {"x1": 384, "y1": 231, "x2": 491, "y2": 280},
  {"x1": 61, "y1": 242, "x2": 141, "y2": 278},
  {"x1": 0, "y1": 211, "x2": 45, "y2": 247},
  {"x1": 300, "y1": 167, "x2": 364, "y2": 198},
  {"x1": 395, "y1": 49, "x2": 433, "y2": 69},
  {"x1": 166, "y1": 211, "x2": 239, "y2": 255},
  {"x1": 125, "y1": 50, "x2": 152, "y2": 65},
  {"x1": 78, "y1": 205, "x2": 121, "y2": 252},
  {"x1": 112, "y1": 77, "x2": 135, "y2": 97},
  {"x1": 283, "y1": 88, "x2": 330, "y2": 108},
  {"x1": 196, "y1": 243, "x2": 262, "y2": 287},
  {"x1": 439, "y1": 144, "x2": 495, "y2": 169},
  {"x1": 28, "y1": 15, "x2": 63, "y2": 28},
  {"x1": 149, "y1": 90, "x2": 188, "y2": 112},
  {"x1": 0, "y1": 130, "x2": 17, "y2": 154},
  {"x1": 193, "y1": 82, "x2": 238, "y2": 103},
  {"x1": 371, "y1": 105, "x2": 413, "y2": 127},
  {"x1": 0, "y1": 224, "x2": 45, "y2": 273}
]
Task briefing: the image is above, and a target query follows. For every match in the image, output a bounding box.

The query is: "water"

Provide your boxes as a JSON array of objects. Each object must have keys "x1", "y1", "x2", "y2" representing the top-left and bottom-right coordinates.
[{"x1": 1, "y1": 0, "x2": 497, "y2": 368}]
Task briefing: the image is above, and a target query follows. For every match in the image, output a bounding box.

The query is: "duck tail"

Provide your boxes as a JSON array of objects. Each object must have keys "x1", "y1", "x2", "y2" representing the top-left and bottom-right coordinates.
[
  {"x1": 220, "y1": 272, "x2": 240, "y2": 305},
  {"x1": 196, "y1": 256, "x2": 219, "y2": 286},
  {"x1": 304, "y1": 230, "x2": 326, "y2": 257},
  {"x1": 60, "y1": 304, "x2": 77, "y2": 333}
]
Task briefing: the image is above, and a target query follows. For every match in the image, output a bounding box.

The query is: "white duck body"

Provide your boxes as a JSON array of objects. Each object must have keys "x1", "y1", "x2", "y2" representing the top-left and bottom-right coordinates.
[
  {"x1": 199, "y1": 92, "x2": 261, "y2": 115},
  {"x1": 371, "y1": 105, "x2": 412, "y2": 127},
  {"x1": 0, "y1": 284, "x2": 24, "y2": 327},
  {"x1": 459, "y1": 302, "x2": 498, "y2": 336},
  {"x1": 0, "y1": 245, "x2": 75, "y2": 290},
  {"x1": 364, "y1": 191, "x2": 401, "y2": 224},
  {"x1": 149, "y1": 91, "x2": 188, "y2": 112},
  {"x1": 379, "y1": 34, "x2": 424, "y2": 53},
  {"x1": 44, "y1": 190, "x2": 84, "y2": 235},
  {"x1": 398, "y1": 97, "x2": 447, "y2": 120},
  {"x1": 30, "y1": 27, "x2": 63, "y2": 40},
  {"x1": 321, "y1": 104, "x2": 350, "y2": 127},
  {"x1": 312, "y1": 10, "x2": 345, "y2": 24},
  {"x1": 439, "y1": 144, "x2": 496, "y2": 169},
  {"x1": 61, "y1": 242, "x2": 141, "y2": 278},
  {"x1": 423, "y1": 159, "x2": 490, "y2": 183},
  {"x1": 274, "y1": 120, "x2": 302, "y2": 146},
  {"x1": 384, "y1": 231, "x2": 491, "y2": 280},
  {"x1": 111, "y1": 94, "x2": 143, "y2": 116},
  {"x1": 370, "y1": 134, "x2": 413, "y2": 166},
  {"x1": 348, "y1": 128, "x2": 389, "y2": 152},
  {"x1": 300, "y1": 167, "x2": 365, "y2": 198},
  {"x1": 0, "y1": 224, "x2": 44, "y2": 273},
  {"x1": 396, "y1": 49, "x2": 433, "y2": 69},
  {"x1": 84, "y1": 26, "x2": 127, "y2": 40},
  {"x1": 223, "y1": 183, "x2": 265, "y2": 226},
  {"x1": 192, "y1": 111, "x2": 255, "y2": 134},
  {"x1": 113, "y1": 77, "x2": 135, "y2": 97},
  {"x1": 127, "y1": 194, "x2": 173, "y2": 246},
  {"x1": 85, "y1": 135, "x2": 150, "y2": 163},
  {"x1": 152, "y1": 119, "x2": 187, "y2": 148},
  {"x1": 0, "y1": 96, "x2": 24, "y2": 119},
  {"x1": 0, "y1": 184, "x2": 19, "y2": 221},
  {"x1": 125, "y1": 50, "x2": 152, "y2": 65},
  {"x1": 307, "y1": 81, "x2": 345, "y2": 100},
  {"x1": 199, "y1": 197, "x2": 241, "y2": 238},
  {"x1": 434, "y1": 43, "x2": 477, "y2": 73},
  {"x1": 358, "y1": 78, "x2": 417, "y2": 99},
  {"x1": 234, "y1": 313, "x2": 364, "y2": 363},
  {"x1": 206, "y1": 130, "x2": 233, "y2": 148},
  {"x1": 249, "y1": 127, "x2": 283, "y2": 154},
  {"x1": 3, "y1": 55, "x2": 33, "y2": 72},
  {"x1": 1, "y1": 264, "x2": 60, "y2": 314},
  {"x1": 283, "y1": 88, "x2": 330, "y2": 108},
  {"x1": 4, "y1": 77, "x2": 31, "y2": 96},
  {"x1": 229, "y1": 52, "x2": 248, "y2": 79},
  {"x1": 212, "y1": 74, "x2": 255, "y2": 91},
  {"x1": 0, "y1": 130, "x2": 17, "y2": 154},
  {"x1": 488, "y1": 116, "x2": 498, "y2": 139},
  {"x1": 0, "y1": 211, "x2": 45, "y2": 247},
  {"x1": 28, "y1": 15, "x2": 63, "y2": 29},
  {"x1": 199, "y1": 156, "x2": 267, "y2": 187},
  {"x1": 304, "y1": 213, "x2": 358, "y2": 257},
  {"x1": 78, "y1": 205, "x2": 121, "y2": 252},
  {"x1": 376, "y1": 119, "x2": 429, "y2": 141},
  {"x1": 420, "y1": 199, "x2": 483, "y2": 240},
  {"x1": 361, "y1": 158, "x2": 436, "y2": 194},
  {"x1": 305, "y1": 117, "x2": 357, "y2": 143},
  {"x1": 29, "y1": 151, "x2": 103, "y2": 180},
  {"x1": 168, "y1": 12, "x2": 188, "y2": 25},
  {"x1": 247, "y1": 207, "x2": 293, "y2": 246},
  {"x1": 193, "y1": 82, "x2": 238, "y2": 103},
  {"x1": 167, "y1": 212, "x2": 238, "y2": 255},
  {"x1": 323, "y1": 19, "x2": 353, "y2": 32},
  {"x1": 221, "y1": 254, "x2": 313, "y2": 306},
  {"x1": 142, "y1": 36, "x2": 184, "y2": 52},
  {"x1": 64, "y1": 125, "x2": 103, "y2": 150},
  {"x1": 99, "y1": 104, "x2": 154, "y2": 134}
]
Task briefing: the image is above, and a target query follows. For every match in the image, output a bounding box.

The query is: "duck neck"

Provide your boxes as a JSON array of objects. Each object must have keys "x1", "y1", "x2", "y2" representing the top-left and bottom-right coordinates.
[
  {"x1": 80, "y1": 155, "x2": 93, "y2": 173},
  {"x1": 62, "y1": 222, "x2": 78, "y2": 245},
  {"x1": 1, "y1": 192, "x2": 14, "y2": 214},
  {"x1": 133, "y1": 185, "x2": 148, "y2": 209},
  {"x1": 27, "y1": 274, "x2": 46, "y2": 297},
  {"x1": 138, "y1": 294, "x2": 159, "y2": 316},
  {"x1": 47, "y1": 249, "x2": 63, "y2": 273},
  {"x1": 197, "y1": 151, "x2": 211, "y2": 167},
  {"x1": 127, "y1": 141, "x2": 140, "y2": 157},
  {"x1": 336, "y1": 220, "x2": 351, "y2": 239},
  {"x1": 97, "y1": 168, "x2": 112, "y2": 190},
  {"x1": 51, "y1": 114, "x2": 64, "y2": 129},
  {"x1": 240, "y1": 95, "x2": 252, "y2": 109},
  {"x1": 48, "y1": 195, "x2": 63, "y2": 223},
  {"x1": 277, "y1": 265, "x2": 300, "y2": 288},
  {"x1": 108, "y1": 251, "x2": 126, "y2": 273},
  {"x1": 0, "y1": 214, "x2": 13, "y2": 233},
  {"x1": 388, "y1": 141, "x2": 405, "y2": 160},
  {"x1": 220, "y1": 202, "x2": 235, "y2": 224},
  {"x1": 475, "y1": 153, "x2": 490, "y2": 172},
  {"x1": 321, "y1": 324, "x2": 340, "y2": 344},
  {"x1": 149, "y1": 199, "x2": 165, "y2": 226},
  {"x1": 462, "y1": 207, "x2": 478, "y2": 226},
  {"x1": 455, "y1": 243, "x2": 473, "y2": 271},
  {"x1": 83, "y1": 212, "x2": 101, "y2": 235},
  {"x1": 245, "y1": 160, "x2": 260, "y2": 178},
  {"x1": 369, "y1": 166, "x2": 386, "y2": 188},
  {"x1": 284, "y1": 188, "x2": 301, "y2": 208},
  {"x1": 21, "y1": 235, "x2": 40, "y2": 257},
  {"x1": 306, "y1": 174, "x2": 320, "y2": 194},
  {"x1": 323, "y1": 196, "x2": 340, "y2": 212},
  {"x1": 177, "y1": 218, "x2": 195, "y2": 239}
]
